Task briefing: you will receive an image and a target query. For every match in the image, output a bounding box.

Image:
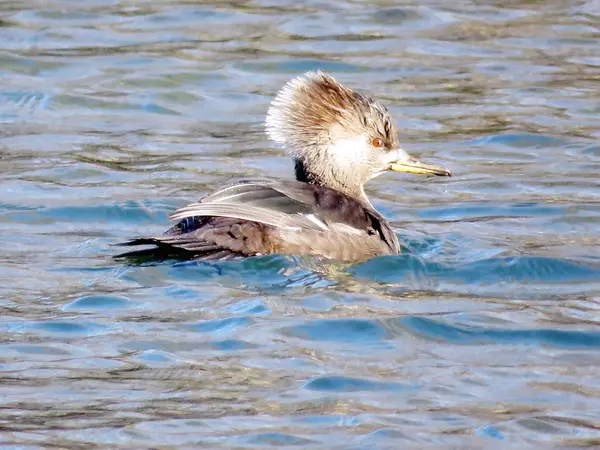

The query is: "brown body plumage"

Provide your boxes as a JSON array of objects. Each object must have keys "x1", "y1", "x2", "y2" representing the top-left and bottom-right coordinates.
[{"x1": 117, "y1": 71, "x2": 451, "y2": 262}]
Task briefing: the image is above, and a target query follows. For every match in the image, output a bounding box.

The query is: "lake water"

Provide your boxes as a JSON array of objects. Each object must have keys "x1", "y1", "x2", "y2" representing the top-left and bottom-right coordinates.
[{"x1": 2, "y1": 0, "x2": 600, "y2": 448}]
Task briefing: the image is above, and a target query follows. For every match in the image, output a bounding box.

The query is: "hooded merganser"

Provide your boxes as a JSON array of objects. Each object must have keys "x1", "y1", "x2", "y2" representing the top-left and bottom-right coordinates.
[{"x1": 117, "y1": 71, "x2": 451, "y2": 261}]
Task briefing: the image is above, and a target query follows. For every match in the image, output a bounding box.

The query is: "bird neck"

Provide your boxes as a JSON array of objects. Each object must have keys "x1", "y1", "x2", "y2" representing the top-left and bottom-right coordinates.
[{"x1": 294, "y1": 158, "x2": 372, "y2": 207}]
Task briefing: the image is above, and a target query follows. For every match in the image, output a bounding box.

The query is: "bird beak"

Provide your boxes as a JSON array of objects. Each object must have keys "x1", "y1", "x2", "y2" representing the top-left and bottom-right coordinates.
[{"x1": 389, "y1": 149, "x2": 452, "y2": 177}]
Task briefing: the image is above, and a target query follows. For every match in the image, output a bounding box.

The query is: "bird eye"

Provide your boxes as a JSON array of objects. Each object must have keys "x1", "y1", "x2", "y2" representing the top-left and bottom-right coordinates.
[{"x1": 372, "y1": 137, "x2": 384, "y2": 148}]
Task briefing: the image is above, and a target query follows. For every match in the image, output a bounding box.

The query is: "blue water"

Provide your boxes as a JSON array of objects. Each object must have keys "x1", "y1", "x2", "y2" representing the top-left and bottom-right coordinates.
[{"x1": 2, "y1": 0, "x2": 600, "y2": 448}]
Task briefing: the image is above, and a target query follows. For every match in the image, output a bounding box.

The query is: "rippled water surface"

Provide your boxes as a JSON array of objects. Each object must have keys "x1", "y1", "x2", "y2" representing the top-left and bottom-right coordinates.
[{"x1": 2, "y1": 0, "x2": 600, "y2": 448}]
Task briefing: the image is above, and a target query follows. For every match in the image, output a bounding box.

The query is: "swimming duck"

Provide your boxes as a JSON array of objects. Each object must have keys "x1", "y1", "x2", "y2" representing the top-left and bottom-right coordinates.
[{"x1": 117, "y1": 71, "x2": 451, "y2": 261}]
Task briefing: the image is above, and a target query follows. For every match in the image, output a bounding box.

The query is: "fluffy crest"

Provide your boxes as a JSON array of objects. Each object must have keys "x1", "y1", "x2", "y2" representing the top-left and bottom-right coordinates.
[{"x1": 265, "y1": 71, "x2": 396, "y2": 157}]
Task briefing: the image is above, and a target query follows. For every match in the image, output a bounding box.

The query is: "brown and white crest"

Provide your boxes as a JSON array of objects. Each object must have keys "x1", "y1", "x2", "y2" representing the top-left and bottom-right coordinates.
[{"x1": 265, "y1": 71, "x2": 397, "y2": 156}]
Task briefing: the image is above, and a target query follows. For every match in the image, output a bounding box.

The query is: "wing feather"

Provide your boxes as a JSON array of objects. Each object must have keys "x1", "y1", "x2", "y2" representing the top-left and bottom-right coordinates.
[{"x1": 170, "y1": 185, "x2": 330, "y2": 232}]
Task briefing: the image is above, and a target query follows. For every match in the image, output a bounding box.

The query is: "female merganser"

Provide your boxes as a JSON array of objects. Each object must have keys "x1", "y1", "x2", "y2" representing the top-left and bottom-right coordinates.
[{"x1": 117, "y1": 71, "x2": 451, "y2": 261}]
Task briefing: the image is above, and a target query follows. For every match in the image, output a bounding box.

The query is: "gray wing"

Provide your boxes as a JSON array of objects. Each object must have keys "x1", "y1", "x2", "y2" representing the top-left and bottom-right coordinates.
[{"x1": 170, "y1": 181, "x2": 327, "y2": 231}]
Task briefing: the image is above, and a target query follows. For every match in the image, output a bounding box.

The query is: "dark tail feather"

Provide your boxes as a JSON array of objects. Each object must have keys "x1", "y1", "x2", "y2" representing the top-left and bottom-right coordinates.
[
  {"x1": 114, "y1": 238, "x2": 158, "y2": 247},
  {"x1": 113, "y1": 238, "x2": 238, "y2": 262},
  {"x1": 113, "y1": 244, "x2": 196, "y2": 262}
]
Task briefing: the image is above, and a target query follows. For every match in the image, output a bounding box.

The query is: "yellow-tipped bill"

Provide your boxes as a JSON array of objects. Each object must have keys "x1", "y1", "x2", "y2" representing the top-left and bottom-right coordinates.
[{"x1": 390, "y1": 157, "x2": 451, "y2": 177}]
